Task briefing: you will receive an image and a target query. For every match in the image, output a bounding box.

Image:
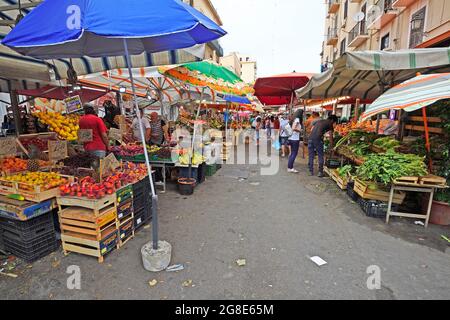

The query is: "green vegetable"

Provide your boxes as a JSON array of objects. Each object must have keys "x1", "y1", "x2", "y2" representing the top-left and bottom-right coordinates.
[
  {"x1": 337, "y1": 165, "x2": 352, "y2": 177},
  {"x1": 356, "y1": 151, "x2": 428, "y2": 185},
  {"x1": 373, "y1": 137, "x2": 400, "y2": 150},
  {"x1": 7, "y1": 194, "x2": 25, "y2": 201}
]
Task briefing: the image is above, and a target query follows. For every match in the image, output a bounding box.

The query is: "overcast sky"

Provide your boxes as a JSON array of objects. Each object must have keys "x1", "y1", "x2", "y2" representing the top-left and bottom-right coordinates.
[{"x1": 214, "y1": 0, "x2": 325, "y2": 77}]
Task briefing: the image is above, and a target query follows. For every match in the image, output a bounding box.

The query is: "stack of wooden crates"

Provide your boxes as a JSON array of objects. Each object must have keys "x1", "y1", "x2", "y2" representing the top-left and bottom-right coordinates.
[{"x1": 57, "y1": 178, "x2": 151, "y2": 263}]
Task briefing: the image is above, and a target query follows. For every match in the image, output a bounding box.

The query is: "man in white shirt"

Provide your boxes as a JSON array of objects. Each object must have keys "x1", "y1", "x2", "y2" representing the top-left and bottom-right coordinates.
[
  {"x1": 279, "y1": 114, "x2": 290, "y2": 157},
  {"x1": 132, "y1": 108, "x2": 151, "y2": 143}
]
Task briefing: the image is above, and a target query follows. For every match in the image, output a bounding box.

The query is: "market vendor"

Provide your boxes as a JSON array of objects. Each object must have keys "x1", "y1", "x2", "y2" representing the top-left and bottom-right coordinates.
[
  {"x1": 305, "y1": 112, "x2": 320, "y2": 135},
  {"x1": 309, "y1": 115, "x2": 338, "y2": 177},
  {"x1": 149, "y1": 112, "x2": 169, "y2": 146},
  {"x1": 79, "y1": 104, "x2": 109, "y2": 158},
  {"x1": 132, "y1": 108, "x2": 151, "y2": 143}
]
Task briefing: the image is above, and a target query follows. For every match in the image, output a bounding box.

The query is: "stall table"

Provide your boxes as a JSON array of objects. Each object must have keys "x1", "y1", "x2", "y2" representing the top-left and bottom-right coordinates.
[{"x1": 386, "y1": 182, "x2": 448, "y2": 228}]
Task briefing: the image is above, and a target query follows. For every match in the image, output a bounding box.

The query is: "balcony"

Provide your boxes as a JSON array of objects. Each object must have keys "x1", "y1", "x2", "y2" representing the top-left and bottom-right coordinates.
[
  {"x1": 327, "y1": 0, "x2": 340, "y2": 14},
  {"x1": 326, "y1": 28, "x2": 339, "y2": 46},
  {"x1": 208, "y1": 39, "x2": 224, "y2": 57},
  {"x1": 348, "y1": 21, "x2": 369, "y2": 47},
  {"x1": 392, "y1": 0, "x2": 418, "y2": 8},
  {"x1": 367, "y1": 0, "x2": 397, "y2": 30}
]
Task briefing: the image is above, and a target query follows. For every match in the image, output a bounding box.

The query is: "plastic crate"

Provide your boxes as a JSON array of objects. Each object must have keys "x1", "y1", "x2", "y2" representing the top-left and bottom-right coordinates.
[
  {"x1": 116, "y1": 185, "x2": 133, "y2": 204},
  {"x1": 3, "y1": 230, "x2": 58, "y2": 262},
  {"x1": 358, "y1": 198, "x2": 398, "y2": 218},
  {"x1": 346, "y1": 181, "x2": 360, "y2": 202},
  {"x1": 119, "y1": 219, "x2": 134, "y2": 241},
  {"x1": 132, "y1": 191, "x2": 152, "y2": 212},
  {"x1": 197, "y1": 163, "x2": 206, "y2": 184},
  {"x1": 134, "y1": 207, "x2": 151, "y2": 232},
  {"x1": 325, "y1": 158, "x2": 341, "y2": 169},
  {"x1": 117, "y1": 199, "x2": 134, "y2": 221},
  {"x1": 0, "y1": 212, "x2": 55, "y2": 242},
  {"x1": 205, "y1": 164, "x2": 217, "y2": 177}
]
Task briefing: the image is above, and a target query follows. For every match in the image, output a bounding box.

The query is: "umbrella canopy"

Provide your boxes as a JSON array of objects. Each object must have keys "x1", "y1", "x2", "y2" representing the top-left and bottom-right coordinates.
[
  {"x1": 2, "y1": 0, "x2": 226, "y2": 59},
  {"x1": 361, "y1": 73, "x2": 450, "y2": 120},
  {"x1": 184, "y1": 61, "x2": 242, "y2": 84},
  {"x1": 296, "y1": 48, "x2": 450, "y2": 101},
  {"x1": 254, "y1": 72, "x2": 313, "y2": 105},
  {"x1": 17, "y1": 85, "x2": 108, "y2": 102}
]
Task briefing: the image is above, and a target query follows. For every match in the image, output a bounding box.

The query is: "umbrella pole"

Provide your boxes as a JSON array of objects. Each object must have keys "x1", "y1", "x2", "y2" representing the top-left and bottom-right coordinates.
[
  {"x1": 289, "y1": 92, "x2": 294, "y2": 116},
  {"x1": 123, "y1": 39, "x2": 159, "y2": 250},
  {"x1": 189, "y1": 88, "x2": 205, "y2": 179},
  {"x1": 422, "y1": 107, "x2": 433, "y2": 172}
]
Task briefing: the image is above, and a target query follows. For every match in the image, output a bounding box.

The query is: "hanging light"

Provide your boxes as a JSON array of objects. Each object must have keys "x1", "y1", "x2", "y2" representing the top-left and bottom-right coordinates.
[
  {"x1": 119, "y1": 86, "x2": 126, "y2": 93},
  {"x1": 411, "y1": 17, "x2": 423, "y2": 30}
]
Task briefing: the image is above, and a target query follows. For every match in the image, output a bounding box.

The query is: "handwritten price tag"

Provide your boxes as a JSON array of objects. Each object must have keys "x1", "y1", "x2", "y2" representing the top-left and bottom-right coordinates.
[
  {"x1": 101, "y1": 153, "x2": 120, "y2": 176},
  {"x1": 78, "y1": 129, "x2": 93, "y2": 143},
  {"x1": 0, "y1": 137, "x2": 17, "y2": 156},
  {"x1": 48, "y1": 140, "x2": 68, "y2": 161},
  {"x1": 109, "y1": 128, "x2": 122, "y2": 142}
]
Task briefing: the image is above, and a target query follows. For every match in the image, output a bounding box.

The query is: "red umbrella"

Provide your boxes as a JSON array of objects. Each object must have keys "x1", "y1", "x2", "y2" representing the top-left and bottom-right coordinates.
[
  {"x1": 17, "y1": 85, "x2": 109, "y2": 103},
  {"x1": 254, "y1": 72, "x2": 313, "y2": 106}
]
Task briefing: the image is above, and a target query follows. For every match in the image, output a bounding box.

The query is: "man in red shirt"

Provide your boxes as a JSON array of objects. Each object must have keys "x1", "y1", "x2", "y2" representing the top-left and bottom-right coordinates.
[{"x1": 78, "y1": 104, "x2": 109, "y2": 158}]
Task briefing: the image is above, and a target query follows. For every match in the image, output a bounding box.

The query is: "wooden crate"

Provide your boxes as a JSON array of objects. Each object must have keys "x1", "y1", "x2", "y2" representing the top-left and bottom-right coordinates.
[
  {"x1": 57, "y1": 194, "x2": 116, "y2": 215},
  {"x1": 59, "y1": 206, "x2": 119, "y2": 263},
  {"x1": 419, "y1": 175, "x2": 447, "y2": 187},
  {"x1": 395, "y1": 176, "x2": 420, "y2": 184},
  {"x1": 354, "y1": 179, "x2": 406, "y2": 204},
  {"x1": 331, "y1": 171, "x2": 348, "y2": 190},
  {"x1": 118, "y1": 217, "x2": 134, "y2": 247}
]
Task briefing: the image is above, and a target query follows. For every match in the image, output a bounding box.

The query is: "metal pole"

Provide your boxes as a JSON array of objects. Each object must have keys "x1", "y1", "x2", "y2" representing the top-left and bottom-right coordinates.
[
  {"x1": 123, "y1": 39, "x2": 159, "y2": 250},
  {"x1": 375, "y1": 114, "x2": 381, "y2": 134},
  {"x1": 354, "y1": 98, "x2": 360, "y2": 121},
  {"x1": 188, "y1": 88, "x2": 205, "y2": 179},
  {"x1": 116, "y1": 91, "x2": 124, "y2": 115}
]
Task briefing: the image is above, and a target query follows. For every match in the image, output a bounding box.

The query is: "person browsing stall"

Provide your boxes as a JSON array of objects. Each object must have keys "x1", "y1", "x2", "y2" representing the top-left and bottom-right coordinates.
[
  {"x1": 149, "y1": 112, "x2": 169, "y2": 146},
  {"x1": 308, "y1": 115, "x2": 338, "y2": 177},
  {"x1": 132, "y1": 108, "x2": 151, "y2": 143},
  {"x1": 78, "y1": 104, "x2": 109, "y2": 158}
]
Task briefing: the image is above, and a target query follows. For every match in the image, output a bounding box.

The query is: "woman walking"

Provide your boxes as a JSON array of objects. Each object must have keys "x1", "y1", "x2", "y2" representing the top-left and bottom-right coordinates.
[{"x1": 287, "y1": 110, "x2": 303, "y2": 173}]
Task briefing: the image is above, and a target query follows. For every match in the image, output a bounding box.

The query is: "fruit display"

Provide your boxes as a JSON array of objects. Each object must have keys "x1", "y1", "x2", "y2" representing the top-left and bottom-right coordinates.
[
  {"x1": 356, "y1": 152, "x2": 428, "y2": 185},
  {"x1": 59, "y1": 162, "x2": 148, "y2": 199},
  {"x1": 179, "y1": 152, "x2": 206, "y2": 165},
  {"x1": 111, "y1": 144, "x2": 145, "y2": 157},
  {"x1": 3, "y1": 172, "x2": 68, "y2": 191},
  {"x1": 62, "y1": 152, "x2": 99, "y2": 169},
  {"x1": 335, "y1": 120, "x2": 375, "y2": 136},
  {"x1": 147, "y1": 145, "x2": 162, "y2": 154},
  {"x1": 155, "y1": 147, "x2": 172, "y2": 160},
  {"x1": 19, "y1": 136, "x2": 55, "y2": 152},
  {"x1": 0, "y1": 157, "x2": 50, "y2": 174},
  {"x1": 33, "y1": 111, "x2": 79, "y2": 141}
]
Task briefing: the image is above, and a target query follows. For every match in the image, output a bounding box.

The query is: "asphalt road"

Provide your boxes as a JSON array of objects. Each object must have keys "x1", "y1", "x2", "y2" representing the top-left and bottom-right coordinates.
[{"x1": 1, "y1": 149, "x2": 449, "y2": 300}]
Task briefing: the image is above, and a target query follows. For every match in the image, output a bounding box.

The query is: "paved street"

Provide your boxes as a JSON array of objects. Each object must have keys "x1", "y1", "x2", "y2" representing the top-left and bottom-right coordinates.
[{"x1": 1, "y1": 149, "x2": 449, "y2": 300}]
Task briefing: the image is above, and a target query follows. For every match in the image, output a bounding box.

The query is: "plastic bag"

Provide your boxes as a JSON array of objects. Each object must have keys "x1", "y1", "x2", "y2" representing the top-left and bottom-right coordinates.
[{"x1": 272, "y1": 140, "x2": 281, "y2": 151}]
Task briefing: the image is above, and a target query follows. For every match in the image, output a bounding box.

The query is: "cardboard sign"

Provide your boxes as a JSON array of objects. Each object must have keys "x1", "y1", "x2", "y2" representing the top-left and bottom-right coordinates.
[
  {"x1": 118, "y1": 115, "x2": 127, "y2": 134},
  {"x1": 77, "y1": 129, "x2": 93, "y2": 143},
  {"x1": 64, "y1": 95, "x2": 83, "y2": 114},
  {"x1": 101, "y1": 153, "x2": 120, "y2": 176},
  {"x1": 48, "y1": 140, "x2": 68, "y2": 161},
  {"x1": 0, "y1": 137, "x2": 17, "y2": 156},
  {"x1": 109, "y1": 128, "x2": 122, "y2": 142}
]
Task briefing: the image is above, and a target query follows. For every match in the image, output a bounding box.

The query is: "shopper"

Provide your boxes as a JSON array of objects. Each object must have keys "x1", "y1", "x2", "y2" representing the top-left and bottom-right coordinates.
[
  {"x1": 305, "y1": 112, "x2": 320, "y2": 135},
  {"x1": 79, "y1": 104, "x2": 109, "y2": 158},
  {"x1": 279, "y1": 114, "x2": 290, "y2": 157},
  {"x1": 132, "y1": 108, "x2": 151, "y2": 143},
  {"x1": 287, "y1": 110, "x2": 303, "y2": 173},
  {"x1": 149, "y1": 112, "x2": 169, "y2": 146},
  {"x1": 308, "y1": 115, "x2": 338, "y2": 177},
  {"x1": 254, "y1": 116, "x2": 262, "y2": 145}
]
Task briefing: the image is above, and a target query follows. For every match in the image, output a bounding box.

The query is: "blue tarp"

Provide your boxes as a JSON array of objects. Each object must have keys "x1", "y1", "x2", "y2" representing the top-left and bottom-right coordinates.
[
  {"x1": 217, "y1": 93, "x2": 251, "y2": 104},
  {"x1": 2, "y1": 0, "x2": 226, "y2": 59}
]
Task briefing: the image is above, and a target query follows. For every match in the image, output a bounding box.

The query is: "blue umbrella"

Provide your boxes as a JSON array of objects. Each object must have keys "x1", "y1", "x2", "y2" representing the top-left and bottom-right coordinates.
[
  {"x1": 2, "y1": 0, "x2": 226, "y2": 253},
  {"x1": 2, "y1": 0, "x2": 226, "y2": 59}
]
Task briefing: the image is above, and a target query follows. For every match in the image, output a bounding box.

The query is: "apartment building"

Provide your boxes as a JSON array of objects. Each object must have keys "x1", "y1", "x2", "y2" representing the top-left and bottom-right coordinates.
[
  {"x1": 321, "y1": 0, "x2": 450, "y2": 71},
  {"x1": 183, "y1": 0, "x2": 224, "y2": 62},
  {"x1": 220, "y1": 53, "x2": 258, "y2": 84}
]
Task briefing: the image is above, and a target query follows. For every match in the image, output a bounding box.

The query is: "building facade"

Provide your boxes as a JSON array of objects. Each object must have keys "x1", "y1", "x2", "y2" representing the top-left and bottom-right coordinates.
[
  {"x1": 220, "y1": 53, "x2": 257, "y2": 84},
  {"x1": 183, "y1": 0, "x2": 224, "y2": 62},
  {"x1": 321, "y1": 0, "x2": 450, "y2": 71}
]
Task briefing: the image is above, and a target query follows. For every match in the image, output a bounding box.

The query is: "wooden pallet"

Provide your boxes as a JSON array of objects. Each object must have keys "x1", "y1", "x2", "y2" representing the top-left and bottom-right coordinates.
[
  {"x1": 354, "y1": 178, "x2": 406, "y2": 204},
  {"x1": 419, "y1": 175, "x2": 447, "y2": 186},
  {"x1": 395, "y1": 176, "x2": 420, "y2": 184}
]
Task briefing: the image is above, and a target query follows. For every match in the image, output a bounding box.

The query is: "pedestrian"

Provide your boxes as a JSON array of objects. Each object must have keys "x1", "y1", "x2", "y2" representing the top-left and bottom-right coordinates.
[
  {"x1": 279, "y1": 114, "x2": 291, "y2": 157},
  {"x1": 273, "y1": 116, "x2": 280, "y2": 130},
  {"x1": 287, "y1": 110, "x2": 303, "y2": 173},
  {"x1": 78, "y1": 104, "x2": 109, "y2": 158},
  {"x1": 254, "y1": 115, "x2": 262, "y2": 145},
  {"x1": 132, "y1": 107, "x2": 151, "y2": 143},
  {"x1": 149, "y1": 112, "x2": 169, "y2": 146},
  {"x1": 308, "y1": 115, "x2": 338, "y2": 177},
  {"x1": 266, "y1": 116, "x2": 273, "y2": 139}
]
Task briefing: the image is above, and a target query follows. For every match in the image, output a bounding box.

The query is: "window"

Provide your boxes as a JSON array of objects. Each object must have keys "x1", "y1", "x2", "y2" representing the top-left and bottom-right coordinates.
[
  {"x1": 340, "y1": 38, "x2": 347, "y2": 56},
  {"x1": 409, "y1": 7, "x2": 426, "y2": 48},
  {"x1": 381, "y1": 33, "x2": 390, "y2": 50}
]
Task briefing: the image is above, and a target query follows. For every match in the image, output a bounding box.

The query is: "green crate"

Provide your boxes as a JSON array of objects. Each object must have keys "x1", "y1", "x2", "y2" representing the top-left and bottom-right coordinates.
[
  {"x1": 205, "y1": 164, "x2": 217, "y2": 177},
  {"x1": 117, "y1": 185, "x2": 133, "y2": 204}
]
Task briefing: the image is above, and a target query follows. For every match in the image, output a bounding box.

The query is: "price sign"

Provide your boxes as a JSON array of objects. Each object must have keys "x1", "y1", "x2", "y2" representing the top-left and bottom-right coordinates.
[
  {"x1": 109, "y1": 128, "x2": 122, "y2": 142},
  {"x1": 48, "y1": 140, "x2": 68, "y2": 161},
  {"x1": 64, "y1": 95, "x2": 83, "y2": 114},
  {"x1": 77, "y1": 129, "x2": 93, "y2": 143},
  {"x1": 101, "y1": 153, "x2": 120, "y2": 176},
  {"x1": 0, "y1": 137, "x2": 17, "y2": 156}
]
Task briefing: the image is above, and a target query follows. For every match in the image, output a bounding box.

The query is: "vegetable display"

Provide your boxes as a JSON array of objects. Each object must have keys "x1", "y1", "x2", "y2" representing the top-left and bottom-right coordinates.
[
  {"x1": 373, "y1": 137, "x2": 400, "y2": 150},
  {"x1": 356, "y1": 152, "x2": 428, "y2": 185},
  {"x1": 337, "y1": 165, "x2": 353, "y2": 178}
]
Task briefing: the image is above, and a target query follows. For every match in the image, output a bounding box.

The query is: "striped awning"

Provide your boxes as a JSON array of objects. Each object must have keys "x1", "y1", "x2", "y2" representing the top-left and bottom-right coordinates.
[
  {"x1": 296, "y1": 48, "x2": 450, "y2": 101},
  {"x1": 0, "y1": 0, "x2": 204, "y2": 92},
  {"x1": 361, "y1": 73, "x2": 450, "y2": 120}
]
